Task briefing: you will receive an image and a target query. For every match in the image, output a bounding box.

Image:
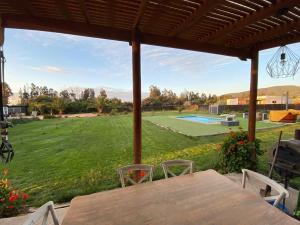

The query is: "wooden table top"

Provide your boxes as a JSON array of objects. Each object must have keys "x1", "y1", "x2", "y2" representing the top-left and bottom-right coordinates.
[{"x1": 62, "y1": 170, "x2": 300, "y2": 225}]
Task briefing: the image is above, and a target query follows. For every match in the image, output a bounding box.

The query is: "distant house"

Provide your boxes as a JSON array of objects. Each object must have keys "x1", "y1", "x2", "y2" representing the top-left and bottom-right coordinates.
[
  {"x1": 238, "y1": 98, "x2": 249, "y2": 105},
  {"x1": 8, "y1": 93, "x2": 21, "y2": 105},
  {"x1": 226, "y1": 98, "x2": 239, "y2": 105},
  {"x1": 292, "y1": 97, "x2": 300, "y2": 104},
  {"x1": 256, "y1": 96, "x2": 291, "y2": 105},
  {"x1": 3, "y1": 105, "x2": 28, "y2": 116},
  {"x1": 225, "y1": 95, "x2": 292, "y2": 105}
]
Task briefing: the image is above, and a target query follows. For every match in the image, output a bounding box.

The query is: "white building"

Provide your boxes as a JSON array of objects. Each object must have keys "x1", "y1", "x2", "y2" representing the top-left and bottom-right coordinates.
[
  {"x1": 257, "y1": 96, "x2": 292, "y2": 105},
  {"x1": 226, "y1": 98, "x2": 239, "y2": 105}
]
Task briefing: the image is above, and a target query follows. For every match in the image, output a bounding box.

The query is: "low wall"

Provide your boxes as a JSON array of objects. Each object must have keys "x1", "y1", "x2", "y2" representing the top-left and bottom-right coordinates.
[{"x1": 209, "y1": 104, "x2": 300, "y2": 114}]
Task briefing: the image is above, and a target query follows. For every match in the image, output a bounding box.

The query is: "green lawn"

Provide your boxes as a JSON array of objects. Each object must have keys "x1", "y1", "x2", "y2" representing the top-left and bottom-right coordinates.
[
  {"x1": 0, "y1": 112, "x2": 299, "y2": 206},
  {"x1": 143, "y1": 113, "x2": 283, "y2": 136}
]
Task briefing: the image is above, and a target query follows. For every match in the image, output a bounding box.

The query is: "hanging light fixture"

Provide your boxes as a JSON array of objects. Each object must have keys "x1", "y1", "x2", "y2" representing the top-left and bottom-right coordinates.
[{"x1": 266, "y1": 45, "x2": 300, "y2": 78}]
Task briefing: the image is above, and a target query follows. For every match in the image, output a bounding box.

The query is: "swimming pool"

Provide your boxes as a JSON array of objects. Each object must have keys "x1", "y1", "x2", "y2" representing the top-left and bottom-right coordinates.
[{"x1": 176, "y1": 115, "x2": 222, "y2": 124}]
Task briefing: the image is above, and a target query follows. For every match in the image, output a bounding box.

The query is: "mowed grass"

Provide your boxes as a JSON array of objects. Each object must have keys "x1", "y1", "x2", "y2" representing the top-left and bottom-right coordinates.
[
  {"x1": 0, "y1": 112, "x2": 299, "y2": 206},
  {"x1": 143, "y1": 113, "x2": 283, "y2": 136}
]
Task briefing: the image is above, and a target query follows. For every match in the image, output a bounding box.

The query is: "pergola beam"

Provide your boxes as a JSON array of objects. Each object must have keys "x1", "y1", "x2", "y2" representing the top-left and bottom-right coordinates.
[
  {"x1": 79, "y1": 0, "x2": 92, "y2": 24},
  {"x1": 132, "y1": 29, "x2": 142, "y2": 165},
  {"x1": 133, "y1": 0, "x2": 148, "y2": 28},
  {"x1": 200, "y1": 0, "x2": 299, "y2": 43},
  {"x1": 1, "y1": 14, "x2": 251, "y2": 58},
  {"x1": 169, "y1": 0, "x2": 223, "y2": 37},
  {"x1": 141, "y1": 33, "x2": 250, "y2": 58},
  {"x1": 248, "y1": 51, "x2": 259, "y2": 166}
]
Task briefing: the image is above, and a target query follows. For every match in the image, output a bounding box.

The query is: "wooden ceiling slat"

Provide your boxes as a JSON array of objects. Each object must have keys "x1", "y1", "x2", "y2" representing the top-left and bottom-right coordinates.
[
  {"x1": 217, "y1": 4, "x2": 249, "y2": 17},
  {"x1": 168, "y1": 0, "x2": 223, "y2": 37},
  {"x1": 232, "y1": 0, "x2": 263, "y2": 11},
  {"x1": 214, "y1": 8, "x2": 242, "y2": 20},
  {"x1": 201, "y1": 0, "x2": 299, "y2": 43},
  {"x1": 140, "y1": 0, "x2": 173, "y2": 32},
  {"x1": 223, "y1": 1, "x2": 254, "y2": 14}
]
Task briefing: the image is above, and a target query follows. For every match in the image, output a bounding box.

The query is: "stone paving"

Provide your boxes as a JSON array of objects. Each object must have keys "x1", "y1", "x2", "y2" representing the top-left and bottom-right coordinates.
[{"x1": 0, "y1": 204, "x2": 69, "y2": 225}]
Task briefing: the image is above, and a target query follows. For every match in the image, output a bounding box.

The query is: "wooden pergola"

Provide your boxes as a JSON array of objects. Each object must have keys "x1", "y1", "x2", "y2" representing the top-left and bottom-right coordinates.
[{"x1": 0, "y1": 0, "x2": 299, "y2": 164}]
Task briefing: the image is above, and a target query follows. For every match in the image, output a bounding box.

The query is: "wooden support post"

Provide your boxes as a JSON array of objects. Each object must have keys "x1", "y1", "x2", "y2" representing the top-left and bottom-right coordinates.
[
  {"x1": 132, "y1": 29, "x2": 142, "y2": 165},
  {"x1": 248, "y1": 51, "x2": 259, "y2": 164}
]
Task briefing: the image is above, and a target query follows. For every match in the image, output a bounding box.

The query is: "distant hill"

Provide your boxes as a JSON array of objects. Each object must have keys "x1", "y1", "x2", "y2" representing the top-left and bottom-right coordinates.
[{"x1": 221, "y1": 85, "x2": 300, "y2": 99}]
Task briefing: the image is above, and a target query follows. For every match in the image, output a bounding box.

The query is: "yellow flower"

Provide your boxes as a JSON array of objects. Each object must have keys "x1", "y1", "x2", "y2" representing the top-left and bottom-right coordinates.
[
  {"x1": 3, "y1": 168, "x2": 8, "y2": 176},
  {"x1": 0, "y1": 178, "x2": 9, "y2": 188}
]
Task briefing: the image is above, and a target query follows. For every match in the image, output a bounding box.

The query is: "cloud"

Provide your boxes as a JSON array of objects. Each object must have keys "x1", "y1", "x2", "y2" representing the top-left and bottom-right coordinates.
[
  {"x1": 30, "y1": 65, "x2": 65, "y2": 73},
  {"x1": 142, "y1": 45, "x2": 238, "y2": 75}
]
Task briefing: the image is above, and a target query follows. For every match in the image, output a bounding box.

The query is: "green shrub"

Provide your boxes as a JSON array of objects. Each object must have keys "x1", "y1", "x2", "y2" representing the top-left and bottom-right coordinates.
[
  {"x1": 44, "y1": 114, "x2": 58, "y2": 119},
  {"x1": 218, "y1": 128, "x2": 261, "y2": 173},
  {"x1": 8, "y1": 118, "x2": 39, "y2": 125},
  {"x1": 110, "y1": 108, "x2": 118, "y2": 115}
]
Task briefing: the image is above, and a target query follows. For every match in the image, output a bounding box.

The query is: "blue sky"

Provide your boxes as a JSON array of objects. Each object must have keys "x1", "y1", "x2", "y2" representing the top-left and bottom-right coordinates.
[{"x1": 3, "y1": 28, "x2": 300, "y2": 95}]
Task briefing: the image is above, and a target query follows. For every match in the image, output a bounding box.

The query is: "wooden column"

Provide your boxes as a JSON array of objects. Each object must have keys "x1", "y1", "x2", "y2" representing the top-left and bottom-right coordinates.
[
  {"x1": 132, "y1": 29, "x2": 142, "y2": 164},
  {"x1": 248, "y1": 51, "x2": 258, "y2": 162}
]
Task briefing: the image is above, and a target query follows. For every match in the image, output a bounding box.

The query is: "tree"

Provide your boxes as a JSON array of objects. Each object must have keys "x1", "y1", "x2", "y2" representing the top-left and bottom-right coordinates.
[
  {"x1": 149, "y1": 85, "x2": 161, "y2": 99},
  {"x1": 95, "y1": 89, "x2": 108, "y2": 113},
  {"x1": 30, "y1": 83, "x2": 39, "y2": 98},
  {"x1": 60, "y1": 90, "x2": 70, "y2": 100},
  {"x1": 53, "y1": 97, "x2": 65, "y2": 115},
  {"x1": 81, "y1": 88, "x2": 95, "y2": 101},
  {"x1": 99, "y1": 89, "x2": 107, "y2": 98},
  {"x1": 2, "y1": 82, "x2": 12, "y2": 105}
]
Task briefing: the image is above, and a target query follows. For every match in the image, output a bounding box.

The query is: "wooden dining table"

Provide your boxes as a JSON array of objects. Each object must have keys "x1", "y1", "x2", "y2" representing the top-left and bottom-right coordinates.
[{"x1": 62, "y1": 169, "x2": 300, "y2": 225}]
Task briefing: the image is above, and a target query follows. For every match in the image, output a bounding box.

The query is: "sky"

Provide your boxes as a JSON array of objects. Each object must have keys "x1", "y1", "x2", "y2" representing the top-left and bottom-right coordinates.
[{"x1": 3, "y1": 28, "x2": 300, "y2": 96}]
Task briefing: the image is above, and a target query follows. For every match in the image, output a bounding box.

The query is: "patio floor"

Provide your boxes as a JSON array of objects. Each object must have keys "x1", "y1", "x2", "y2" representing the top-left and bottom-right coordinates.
[{"x1": 0, "y1": 203, "x2": 69, "y2": 225}]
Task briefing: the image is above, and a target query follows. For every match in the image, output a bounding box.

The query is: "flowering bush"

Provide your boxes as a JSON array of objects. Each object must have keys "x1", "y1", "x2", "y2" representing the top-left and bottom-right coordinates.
[
  {"x1": 0, "y1": 169, "x2": 29, "y2": 218},
  {"x1": 218, "y1": 128, "x2": 261, "y2": 173}
]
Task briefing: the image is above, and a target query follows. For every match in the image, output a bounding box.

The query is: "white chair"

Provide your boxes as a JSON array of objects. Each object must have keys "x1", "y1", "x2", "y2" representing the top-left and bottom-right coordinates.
[
  {"x1": 242, "y1": 169, "x2": 289, "y2": 207},
  {"x1": 22, "y1": 201, "x2": 59, "y2": 225},
  {"x1": 118, "y1": 164, "x2": 154, "y2": 188},
  {"x1": 161, "y1": 159, "x2": 193, "y2": 179}
]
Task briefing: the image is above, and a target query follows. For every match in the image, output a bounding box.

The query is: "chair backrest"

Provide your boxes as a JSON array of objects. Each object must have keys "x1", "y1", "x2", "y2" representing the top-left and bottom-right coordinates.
[
  {"x1": 118, "y1": 164, "x2": 154, "y2": 188},
  {"x1": 242, "y1": 169, "x2": 289, "y2": 207},
  {"x1": 22, "y1": 201, "x2": 59, "y2": 225},
  {"x1": 161, "y1": 159, "x2": 193, "y2": 179}
]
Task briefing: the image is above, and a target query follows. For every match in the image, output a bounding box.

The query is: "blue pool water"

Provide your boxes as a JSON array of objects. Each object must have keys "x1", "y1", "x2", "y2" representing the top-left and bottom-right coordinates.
[{"x1": 176, "y1": 115, "x2": 222, "y2": 124}]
